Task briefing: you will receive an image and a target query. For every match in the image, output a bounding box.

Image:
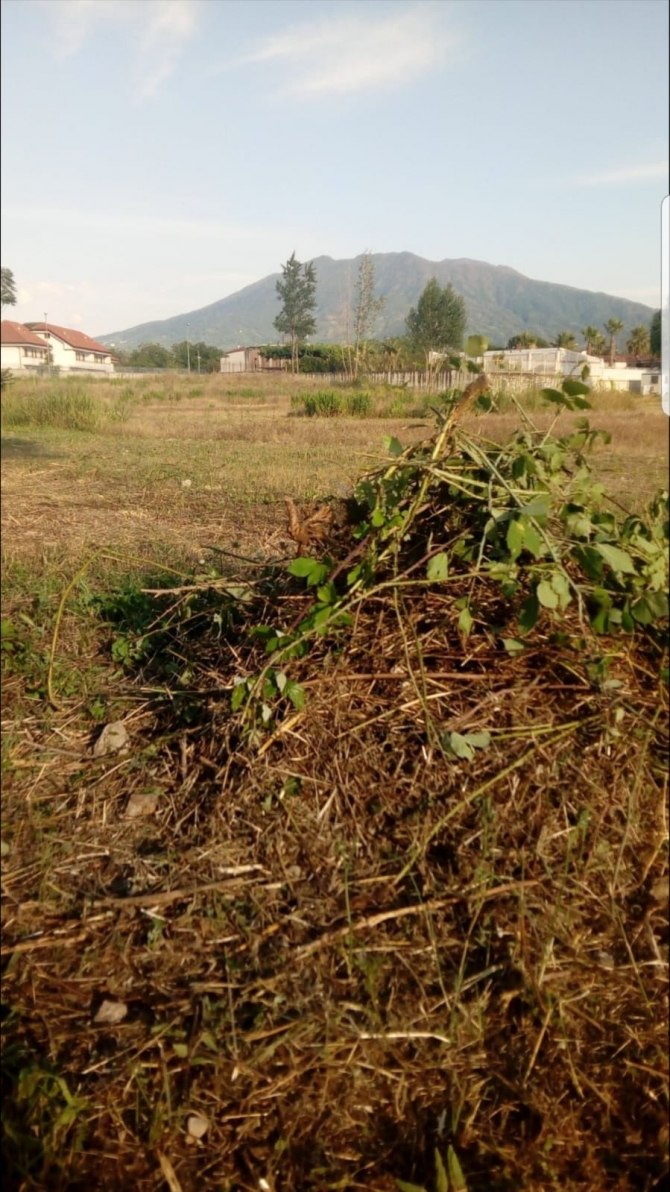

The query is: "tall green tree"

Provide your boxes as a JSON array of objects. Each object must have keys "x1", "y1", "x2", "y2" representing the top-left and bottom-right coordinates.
[
  {"x1": 581, "y1": 325, "x2": 601, "y2": 354},
  {"x1": 554, "y1": 331, "x2": 578, "y2": 350},
  {"x1": 128, "y1": 342, "x2": 174, "y2": 368},
  {"x1": 465, "y1": 335, "x2": 488, "y2": 357},
  {"x1": 506, "y1": 333, "x2": 549, "y2": 349},
  {"x1": 649, "y1": 310, "x2": 661, "y2": 358},
  {"x1": 172, "y1": 340, "x2": 222, "y2": 372},
  {"x1": 604, "y1": 317, "x2": 624, "y2": 366},
  {"x1": 1, "y1": 267, "x2": 17, "y2": 310},
  {"x1": 274, "y1": 253, "x2": 317, "y2": 374},
  {"x1": 405, "y1": 278, "x2": 467, "y2": 372},
  {"x1": 350, "y1": 252, "x2": 385, "y2": 379},
  {"x1": 626, "y1": 326, "x2": 650, "y2": 357}
]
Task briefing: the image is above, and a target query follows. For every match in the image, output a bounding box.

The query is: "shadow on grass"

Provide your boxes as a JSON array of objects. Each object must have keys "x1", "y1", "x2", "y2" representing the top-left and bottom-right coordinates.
[{"x1": 0, "y1": 437, "x2": 61, "y2": 461}]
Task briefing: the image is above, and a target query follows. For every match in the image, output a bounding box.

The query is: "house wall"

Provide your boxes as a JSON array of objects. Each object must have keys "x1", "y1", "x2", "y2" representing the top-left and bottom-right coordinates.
[
  {"x1": 38, "y1": 332, "x2": 113, "y2": 374},
  {"x1": 1, "y1": 344, "x2": 22, "y2": 369},
  {"x1": 1, "y1": 343, "x2": 49, "y2": 371}
]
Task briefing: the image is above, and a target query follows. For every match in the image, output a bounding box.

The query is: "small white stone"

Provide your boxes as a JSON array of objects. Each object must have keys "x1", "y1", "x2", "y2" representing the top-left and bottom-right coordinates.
[
  {"x1": 93, "y1": 722, "x2": 129, "y2": 758},
  {"x1": 94, "y1": 999, "x2": 128, "y2": 1025},
  {"x1": 187, "y1": 1114, "x2": 209, "y2": 1139}
]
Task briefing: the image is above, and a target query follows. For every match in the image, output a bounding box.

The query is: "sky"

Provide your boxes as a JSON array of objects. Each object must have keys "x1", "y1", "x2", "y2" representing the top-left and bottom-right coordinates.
[{"x1": 1, "y1": 0, "x2": 668, "y2": 337}]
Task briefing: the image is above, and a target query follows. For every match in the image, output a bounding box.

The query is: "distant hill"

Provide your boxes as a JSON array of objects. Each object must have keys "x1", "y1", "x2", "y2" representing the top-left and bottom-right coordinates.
[{"x1": 98, "y1": 253, "x2": 656, "y2": 352}]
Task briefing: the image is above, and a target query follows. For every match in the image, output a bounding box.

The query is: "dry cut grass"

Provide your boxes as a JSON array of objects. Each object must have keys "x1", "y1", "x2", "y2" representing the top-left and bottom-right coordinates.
[{"x1": 1, "y1": 393, "x2": 668, "y2": 1191}]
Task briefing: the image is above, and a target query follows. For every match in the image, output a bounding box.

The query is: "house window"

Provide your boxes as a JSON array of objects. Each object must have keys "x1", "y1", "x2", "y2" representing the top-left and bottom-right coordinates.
[
  {"x1": 24, "y1": 348, "x2": 44, "y2": 358},
  {"x1": 76, "y1": 351, "x2": 87, "y2": 361}
]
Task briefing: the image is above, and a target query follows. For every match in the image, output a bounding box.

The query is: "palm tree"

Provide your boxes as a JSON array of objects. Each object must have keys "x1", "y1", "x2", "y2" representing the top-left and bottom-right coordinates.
[
  {"x1": 604, "y1": 318, "x2": 624, "y2": 366},
  {"x1": 582, "y1": 325, "x2": 600, "y2": 354},
  {"x1": 589, "y1": 331, "x2": 607, "y2": 358},
  {"x1": 626, "y1": 326, "x2": 650, "y2": 357},
  {"x1": 554, "y1": 331, "x2": 578, "y2": 350}
]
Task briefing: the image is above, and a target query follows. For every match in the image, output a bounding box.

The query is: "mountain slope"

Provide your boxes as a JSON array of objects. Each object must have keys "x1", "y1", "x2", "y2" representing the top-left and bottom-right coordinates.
[{"x1": 98, "y1": 253, "x2": 655, "y2": 351}]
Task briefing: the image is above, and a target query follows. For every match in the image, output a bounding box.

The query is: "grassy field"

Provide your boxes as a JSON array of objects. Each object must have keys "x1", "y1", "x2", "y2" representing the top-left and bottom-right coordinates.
[
  {"x1": 1, "y1": 373, "x2": 668, "y2": 1192},
  {"x1": 2, "y1": 373, "x2": 667, "y2": 561}
]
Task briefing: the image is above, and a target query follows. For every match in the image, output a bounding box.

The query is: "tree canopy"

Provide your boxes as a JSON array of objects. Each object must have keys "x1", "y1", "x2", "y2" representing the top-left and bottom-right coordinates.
[
  {"x1": 649, "y1": 310, "x2": 661, "y2": 358},
  {"x1": 1, "y1": 267, "x2": 17, "y2": 309},
  {"x1": 405, "y1": 279, "x2": 467, "y2": 362},
  {"x1": 506, "y1": 333, "x2": 549, "y2": 349},
  {"x1": 626, "y1": 326, "x2": 650, "y2": 357},
  {"x1": 274, "y1": 253, "x2": 318, "y2": 373}
]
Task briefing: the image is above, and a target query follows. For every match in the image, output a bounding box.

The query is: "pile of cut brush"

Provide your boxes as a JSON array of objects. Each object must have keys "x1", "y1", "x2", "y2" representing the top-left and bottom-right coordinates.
[{"x1": 2, "y1": 378, "x2": 668, "y2": 1192}]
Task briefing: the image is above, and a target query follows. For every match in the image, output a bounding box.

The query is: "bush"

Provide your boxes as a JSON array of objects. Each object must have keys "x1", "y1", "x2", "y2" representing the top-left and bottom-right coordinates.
[
  {"x1": 344, "y1": 392, "x2": 372, "y2": 417},
  {"x1": 302, "y1": 391, "x2": 343, "y2": 417},
  {"x1": 0, "y1": 387, "x2": 103, "y2": 432}
]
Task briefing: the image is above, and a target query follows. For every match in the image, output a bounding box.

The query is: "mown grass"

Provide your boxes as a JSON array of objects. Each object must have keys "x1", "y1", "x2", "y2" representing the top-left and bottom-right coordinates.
[{"x1": 1, "y1": 372, "x2": 668, "y2": 1191}]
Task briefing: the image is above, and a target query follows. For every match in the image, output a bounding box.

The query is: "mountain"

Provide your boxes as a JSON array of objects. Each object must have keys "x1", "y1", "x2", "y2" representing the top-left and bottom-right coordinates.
[{"x1": 98, "y1": 253, "x2": 656, "y2": 351}]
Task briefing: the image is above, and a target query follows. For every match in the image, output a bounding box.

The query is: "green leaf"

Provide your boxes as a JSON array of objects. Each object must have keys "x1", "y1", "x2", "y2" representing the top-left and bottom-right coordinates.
[
  {"x1": 435, "y1": 1148, "x2": 449, "y2": 1192},
  {"x1": 506, "y1": 519, "x2": 525, "y2": 561},
  {"x1": 395, "y1": 1182, "x2": 428, "y2": 1192},
  {"x1": 594, "y1": 543, "x2": 637, "y2": 575},
  {"x1": 447, "y1": 1145, "x2": 468, "y2": 1191},
  {"x1": 347, "y1": 564, "x2": 362, "y2": 586},
  {"x1": 521, "y1": 494, "x2": 551, "y2": 520},
  {"x1": 384, "y1": 435, "x2": 403, "y2": 457},
  {"x1": 561, "y1": 379, "x2": 591, "y2": 397},
  {"x1": 317, "y1": 582, "x2": 337, "y2": 605},
  {"x1": 503, "y1": 637, "x2": 525, "y2": 656},
  {"x1": 371, "y1": 507, "x2": 386, "y2": 528},
  {"x1": 457, "y1": 606, "x2": 474, "y2": 636},
  {"x1": 550, "y1": 571, "x2": 572, "y2": 610},
  {"x1": 522, "y1": 524, "x2": 544, "y2": 557},
  {"x1": 464, "y1": 730, "x2": 491, "y2": 750},
  {"x1": 427, "y1": 553, "x2": 449, "y2": 581},
  {"x1": 519, "y1": 591, "x2": 539, "y2": 635},
  {"x1": 231, "y1": 681, "x2": 248, "y2": 712},
  {"x1": 306, "y1": 563, "x2": 328, "y2": 588},
  {"x1": 287, "y1": 557, "x2": 317, "y2": 578},
  {"x1": 274, "y1": 671, "x2": 287, "y2": 693},
  {"x1": 446, "y1": 731, "x2": 475, "y2": 760},
  {"x1": 540, "y1": 387, "x2": 569, "y2": 405},
  {"x1": 285, "y1": 682, "x2": 305, "y2": 710},
  {"x1": 537, "y1": 580, "x2": 559, "y2": 609}
]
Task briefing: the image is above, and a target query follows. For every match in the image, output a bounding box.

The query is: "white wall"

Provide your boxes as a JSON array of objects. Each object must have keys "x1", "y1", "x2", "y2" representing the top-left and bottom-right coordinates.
[
  {"x1": 38, "y1": 332, "x2": 114, "y2": 374},
  {"x1": 1, "y1": 343, "x2": 49, "y2": 370}
]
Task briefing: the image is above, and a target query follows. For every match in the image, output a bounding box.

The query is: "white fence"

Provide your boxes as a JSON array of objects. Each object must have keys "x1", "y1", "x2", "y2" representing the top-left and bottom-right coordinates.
[{"x1": 296, "y1": 370, "x2": 566, "y2": 394}]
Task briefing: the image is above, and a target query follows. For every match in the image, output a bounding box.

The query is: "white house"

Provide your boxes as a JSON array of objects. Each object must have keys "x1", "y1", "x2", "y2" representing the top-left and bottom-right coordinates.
[
  {"x1": 482, "y1": 347, "x2": 599, "y2": 376},
  {"x1": 481, "y1": 346, "x2": 660, "y2": 393},
  {"x1": 1, "y1": 320, "x2": 51, "y2": 372},
  {"x1": 24, "y1": 322, "x2": 115, "y2": 375},
  {"x1": 220, "y1": 346, "x2": 287, "y2": 372},
  {"x1": 220, "y1": 346, "x2": 263, "y2": 373}
]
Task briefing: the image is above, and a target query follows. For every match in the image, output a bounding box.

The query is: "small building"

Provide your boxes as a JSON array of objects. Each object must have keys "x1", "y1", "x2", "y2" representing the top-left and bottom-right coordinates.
[
  {"x1": 24, "y1": 322, "x2": 115, "y2": 374},
  {"x1": 483, "y1": 347, "x2": 598, "y2": 376},
  {"x1": 482, "y1": 346, "x2": 660, "y2": 394},
  {"x1": 220, "y1": 346, "x2": 262, "y2": 373},
  {"x1": 220, "y1": 346, "x2": 288, "y2": 373},
  {"x1": 1, "y1": 320, "x2": 51, "y2": 372}
]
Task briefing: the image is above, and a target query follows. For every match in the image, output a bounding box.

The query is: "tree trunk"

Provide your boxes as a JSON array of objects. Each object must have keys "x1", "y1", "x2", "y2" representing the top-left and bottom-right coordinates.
[{"x1": 609, "y1": 335, "x2": 615, "y2": 367}]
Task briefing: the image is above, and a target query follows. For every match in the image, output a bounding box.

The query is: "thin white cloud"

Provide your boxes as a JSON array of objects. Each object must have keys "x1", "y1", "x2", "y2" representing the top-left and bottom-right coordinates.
[
  {"x1": 243, "y1": 6, "x2": 457, "y2": 97},
  {"x1": 52, "y1": 0, "x2": 198, "y2": 98},
  {"x1": 135, "y1": 0, "x2": 199, "y2": 100},
  {"x1": 1, "y1": 204, "x2": 254, "y2": 241},
  {"x1": 571, "y1": 162, "x2": 668, "y2": 187}
]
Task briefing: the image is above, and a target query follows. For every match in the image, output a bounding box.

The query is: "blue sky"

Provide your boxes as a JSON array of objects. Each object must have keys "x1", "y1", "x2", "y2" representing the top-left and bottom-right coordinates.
[{"x1": 1, "y1": 0, "x2": 668, "y2": 337}]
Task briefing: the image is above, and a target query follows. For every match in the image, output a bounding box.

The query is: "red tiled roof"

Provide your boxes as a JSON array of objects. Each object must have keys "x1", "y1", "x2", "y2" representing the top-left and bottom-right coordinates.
[
  {"x1": 25, "y1": 322, "x2": 111, "y2": 355},
  {"x1": 1, "y1": 320, "x2": 50, "y2": 348}
]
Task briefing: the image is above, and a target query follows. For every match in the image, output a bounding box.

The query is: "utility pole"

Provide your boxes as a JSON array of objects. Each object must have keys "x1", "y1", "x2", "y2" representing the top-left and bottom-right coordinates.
[
  {"x1": 44, "y1": 312, "x2": 50, "y2": 377},
  {"x1": 186, "y1": 323, "x2": 191, "y2": 374},
  {"x1": 196, "y1": 350, "x2": 201, "y2": 374}
]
